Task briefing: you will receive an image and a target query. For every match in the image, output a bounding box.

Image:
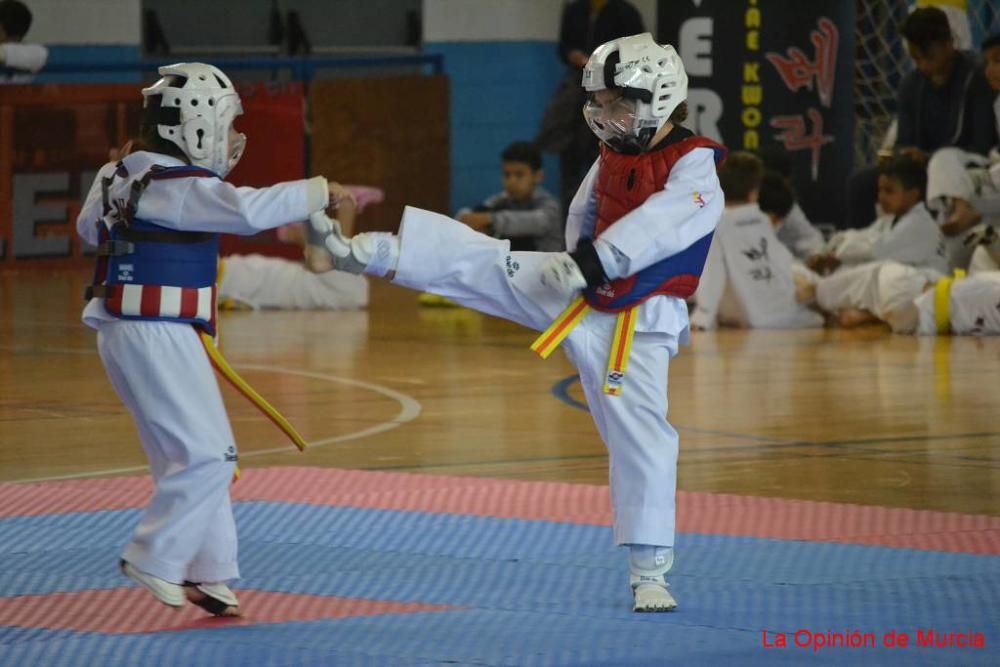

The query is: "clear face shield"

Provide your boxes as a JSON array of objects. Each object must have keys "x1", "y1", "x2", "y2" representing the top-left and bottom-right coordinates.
[{"x1": 582, "y1": 92, "x2": 640, "y2": 152}]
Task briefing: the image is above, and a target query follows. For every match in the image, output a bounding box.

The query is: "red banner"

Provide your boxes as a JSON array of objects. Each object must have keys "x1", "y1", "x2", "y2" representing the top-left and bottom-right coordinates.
[{"x1": 0, "y1": 81, "x2": 306, "y2": 270}]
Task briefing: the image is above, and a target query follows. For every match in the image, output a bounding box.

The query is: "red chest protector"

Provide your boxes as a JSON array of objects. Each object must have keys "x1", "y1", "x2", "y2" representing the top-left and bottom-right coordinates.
[{"x1": 585, "y1": 132, "x2": 726, "y2": 312}]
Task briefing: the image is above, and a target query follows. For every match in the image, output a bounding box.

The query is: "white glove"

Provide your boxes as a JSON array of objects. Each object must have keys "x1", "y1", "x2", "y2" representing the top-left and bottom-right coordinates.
[{"x1": 539, "y1": 252, "x2": 587, "y2": 297}]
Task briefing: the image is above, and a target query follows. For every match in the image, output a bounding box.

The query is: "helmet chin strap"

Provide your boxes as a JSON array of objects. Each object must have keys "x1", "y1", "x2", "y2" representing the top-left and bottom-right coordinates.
[
  {"x1": 609, "y1": 127, "x2": 658, "y2": 155},
  {"x1": 636, "y1": 127, "x2": 658, "y2": 152},
  {"x1": 612, "y1": 136, "x2": 643, "y2": 155}
]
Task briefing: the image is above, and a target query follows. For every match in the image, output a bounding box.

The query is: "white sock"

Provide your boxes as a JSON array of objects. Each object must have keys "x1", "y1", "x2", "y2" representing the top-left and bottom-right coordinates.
[
  {"x1": 628, "y1": 544, "x2": 678, "y2": 612},
  {"x1": 629, "y1": 544, "x2": 674, "y2": 574}
]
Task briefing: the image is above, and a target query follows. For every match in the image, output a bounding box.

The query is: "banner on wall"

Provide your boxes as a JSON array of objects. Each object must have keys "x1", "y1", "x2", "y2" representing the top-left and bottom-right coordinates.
[
  {"x1": 0, "y1": 82, "x2": 305, "y2": 268},
  {"x1": 658, "y1": 0, "x2": 855, "y2": 225}
]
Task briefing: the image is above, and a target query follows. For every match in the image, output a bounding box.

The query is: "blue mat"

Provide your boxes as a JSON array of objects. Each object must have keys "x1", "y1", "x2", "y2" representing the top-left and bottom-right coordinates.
[{"x1": 1, "y1": 501, "x2": 997, "y2": 665}]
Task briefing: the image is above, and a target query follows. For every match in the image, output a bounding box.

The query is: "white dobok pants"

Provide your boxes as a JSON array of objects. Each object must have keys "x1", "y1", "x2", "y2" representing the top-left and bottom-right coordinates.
[
  {"x1": 391, "y1": 208, "x2": 683, "y2": 547},
  {"x1": 96, "y1": 319, "x2": 239, "y2": 584}
]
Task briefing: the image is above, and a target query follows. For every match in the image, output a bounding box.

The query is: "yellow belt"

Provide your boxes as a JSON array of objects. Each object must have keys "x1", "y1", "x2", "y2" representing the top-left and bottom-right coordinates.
[
  {"x1": 198, "y1": 330, "x2": 308, "y2": 481},
  {"x1": 933, "y1": 269, "x2": 966, "y2": 335},
  {"x1": 916, "y1": 0, "x2": 965, "y2": 9},
  {"x1": 530, "y1": 296, "x2": 638, "y2": 396}
]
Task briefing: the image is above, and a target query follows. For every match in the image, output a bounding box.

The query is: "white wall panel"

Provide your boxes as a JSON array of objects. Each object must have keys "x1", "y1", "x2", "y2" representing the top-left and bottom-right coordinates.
[{"x1": 23, "y1": 0, "x2": 140, "y2": 45}]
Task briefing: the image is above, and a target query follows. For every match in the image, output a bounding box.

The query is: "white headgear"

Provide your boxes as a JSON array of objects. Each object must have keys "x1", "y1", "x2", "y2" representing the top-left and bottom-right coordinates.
[
  {"x1": 141, "y1": 63, "x2": 245, "y2": 176},
  {"x1": 582, "y1": 33, "x2": 688, "y2": 152}
]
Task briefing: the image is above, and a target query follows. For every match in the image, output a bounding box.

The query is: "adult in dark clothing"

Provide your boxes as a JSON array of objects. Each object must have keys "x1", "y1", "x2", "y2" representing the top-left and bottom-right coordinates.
[
  {"x1": 845, "y1": 6, "x2": 997, "y2": 229},
  {"x1": 536, "y1": 0, "x2": 645, "y2": 219}
]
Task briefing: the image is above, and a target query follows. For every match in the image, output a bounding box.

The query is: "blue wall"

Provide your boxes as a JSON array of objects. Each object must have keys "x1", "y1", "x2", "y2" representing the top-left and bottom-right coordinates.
[
  {"x1": 426, "y1": 41, "x2": 567, "y2": 213},
  {"x1": 34, "y1": 46, "x2": 143, "y2": 83}
]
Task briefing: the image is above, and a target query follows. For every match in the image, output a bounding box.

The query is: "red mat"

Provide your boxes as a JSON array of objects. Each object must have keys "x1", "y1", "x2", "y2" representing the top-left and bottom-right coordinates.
[
  {"x1": 0, "y1": 587, "x2": 454, "y2": 634},
  {"x1": 1, "y1": 467, "x2": 997, "y2": 554}
]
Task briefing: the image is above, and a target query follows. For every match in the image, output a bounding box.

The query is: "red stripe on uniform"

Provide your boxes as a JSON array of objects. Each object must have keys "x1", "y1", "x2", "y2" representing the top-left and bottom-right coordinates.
[
  {"x1": 209, "y1": 288, "x2": 217, "y2": 333},
  {"x1": 140, "y1": 285, "x2": 161, "y2": 317},
  {"x1": 613, "y1": 309, "x2": 633, "y2": 369},
  {"x1": 105, "y1": 284, "x2": 123, "y2": 315},
  {"x1": 179, "y1": 288, "x2": 199, "y2": 319},
  {"x1": 537, "y1": 301, "x2": 588, "y2": 350}
]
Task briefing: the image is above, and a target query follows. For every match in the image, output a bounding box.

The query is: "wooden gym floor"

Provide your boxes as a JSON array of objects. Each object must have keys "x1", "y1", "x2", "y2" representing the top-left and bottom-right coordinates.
[{"x1": 1, "y1": 269, "x2": 998, "y2": 517}]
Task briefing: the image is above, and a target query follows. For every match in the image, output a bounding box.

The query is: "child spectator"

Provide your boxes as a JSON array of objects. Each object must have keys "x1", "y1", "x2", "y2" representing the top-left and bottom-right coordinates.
[
  {"x1": 808, "y1": 156, "x2": 948, "y2": 276},
  {"x1": 808, "y1": 260, "x2": 1000, "y2": 335},
  {"x1": 457, "y1": 141, "x2": 563, "y2": 252},
  {"x1": 690, "y1": 152, "x2": 822, "y2": 330},
  {"x1": 758, "y1": 146, "x2": 826, "y2": 260}
]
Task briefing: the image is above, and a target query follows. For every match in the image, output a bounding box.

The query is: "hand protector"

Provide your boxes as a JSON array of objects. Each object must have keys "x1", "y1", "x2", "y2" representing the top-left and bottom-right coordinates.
[{"x1": 539, "y1": 240, "x2": 609, "y2": 297}]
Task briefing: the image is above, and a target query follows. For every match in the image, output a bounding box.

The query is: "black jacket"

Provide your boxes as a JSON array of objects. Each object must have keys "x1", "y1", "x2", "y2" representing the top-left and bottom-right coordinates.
[
  {"x1": 558, "y1": 0, "x2": 645, "y2": 66},
  {"x1": 895, "y1": 50, "x2": 998, "y2": 155}
]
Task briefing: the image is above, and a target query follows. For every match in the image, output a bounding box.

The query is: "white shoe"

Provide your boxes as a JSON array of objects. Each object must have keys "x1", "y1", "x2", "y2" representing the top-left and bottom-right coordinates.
[
  {"x1": 183, "y1": 581, "x2": 241, "y2": 616},
  {"x1": 121, "y1": 560, "x2": 185, "y2": 608},
  {"x1": 631, "y1": 577, "x2": 678, "y2": 612},
  {"x1": 629, "y1": 545, "x2": 678, "y2": 613},
  {"x1": 194, "y1": 582, "x2": 238, "y2": 606}
]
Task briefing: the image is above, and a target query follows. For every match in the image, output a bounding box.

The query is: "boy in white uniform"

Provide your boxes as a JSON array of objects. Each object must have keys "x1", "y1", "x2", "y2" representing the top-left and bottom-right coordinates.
[
  {"x1": 758, "y1": 146, "x2": 826, "y2": 261},
  {"x1": 802, "y1": 157, "x2": 949, "y2": 327},
  {"x1": 690, "y1": 152, "x2": 822, "y2": 330},
  {"x1": 812, "y1": 261, "x2": 1000, "y2": 335},
  {"x1": 908, "y1": 271, "x2": 1000, "y2": 335},
  {"x1": 77, "y1": 63, "x2": 350, "y2": 614},
  {"x1": 314, "y1": 34, "x2": 725, "y2": 612},
  {"x1": 804, "y1": 260, "x2": 940, "y2": 330},
  {"x1": 809, "y1": 157, "x2": 948, "y2": 276}
]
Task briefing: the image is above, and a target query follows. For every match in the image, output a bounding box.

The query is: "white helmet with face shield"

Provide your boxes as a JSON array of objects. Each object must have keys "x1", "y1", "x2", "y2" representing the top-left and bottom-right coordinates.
[
  {"x1": 141, "y1": 62, "x2": 246, "y2": 176},
  {"x1": 581, "y1": 33, "x2": 688, "y2": 153}
]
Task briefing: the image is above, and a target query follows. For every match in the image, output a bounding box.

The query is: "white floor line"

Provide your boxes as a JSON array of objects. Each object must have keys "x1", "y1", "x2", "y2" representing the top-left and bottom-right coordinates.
[{"x1": 8, "y1": 364, "x2": 422, "y2": 484}]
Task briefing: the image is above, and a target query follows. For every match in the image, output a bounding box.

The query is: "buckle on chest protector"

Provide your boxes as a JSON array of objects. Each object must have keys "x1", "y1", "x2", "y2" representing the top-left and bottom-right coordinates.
[
  {"x1": 83, "y1": 284, "x2": 116, "y2": 301},
  {"x1": 96, "y1": 239, "x2": 135, "y2": 257}
]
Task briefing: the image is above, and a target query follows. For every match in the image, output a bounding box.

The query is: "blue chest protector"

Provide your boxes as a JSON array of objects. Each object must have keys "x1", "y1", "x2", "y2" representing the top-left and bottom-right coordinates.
[{"x1": 86, "y1": 163, "x2": 222, "y2": 333}]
